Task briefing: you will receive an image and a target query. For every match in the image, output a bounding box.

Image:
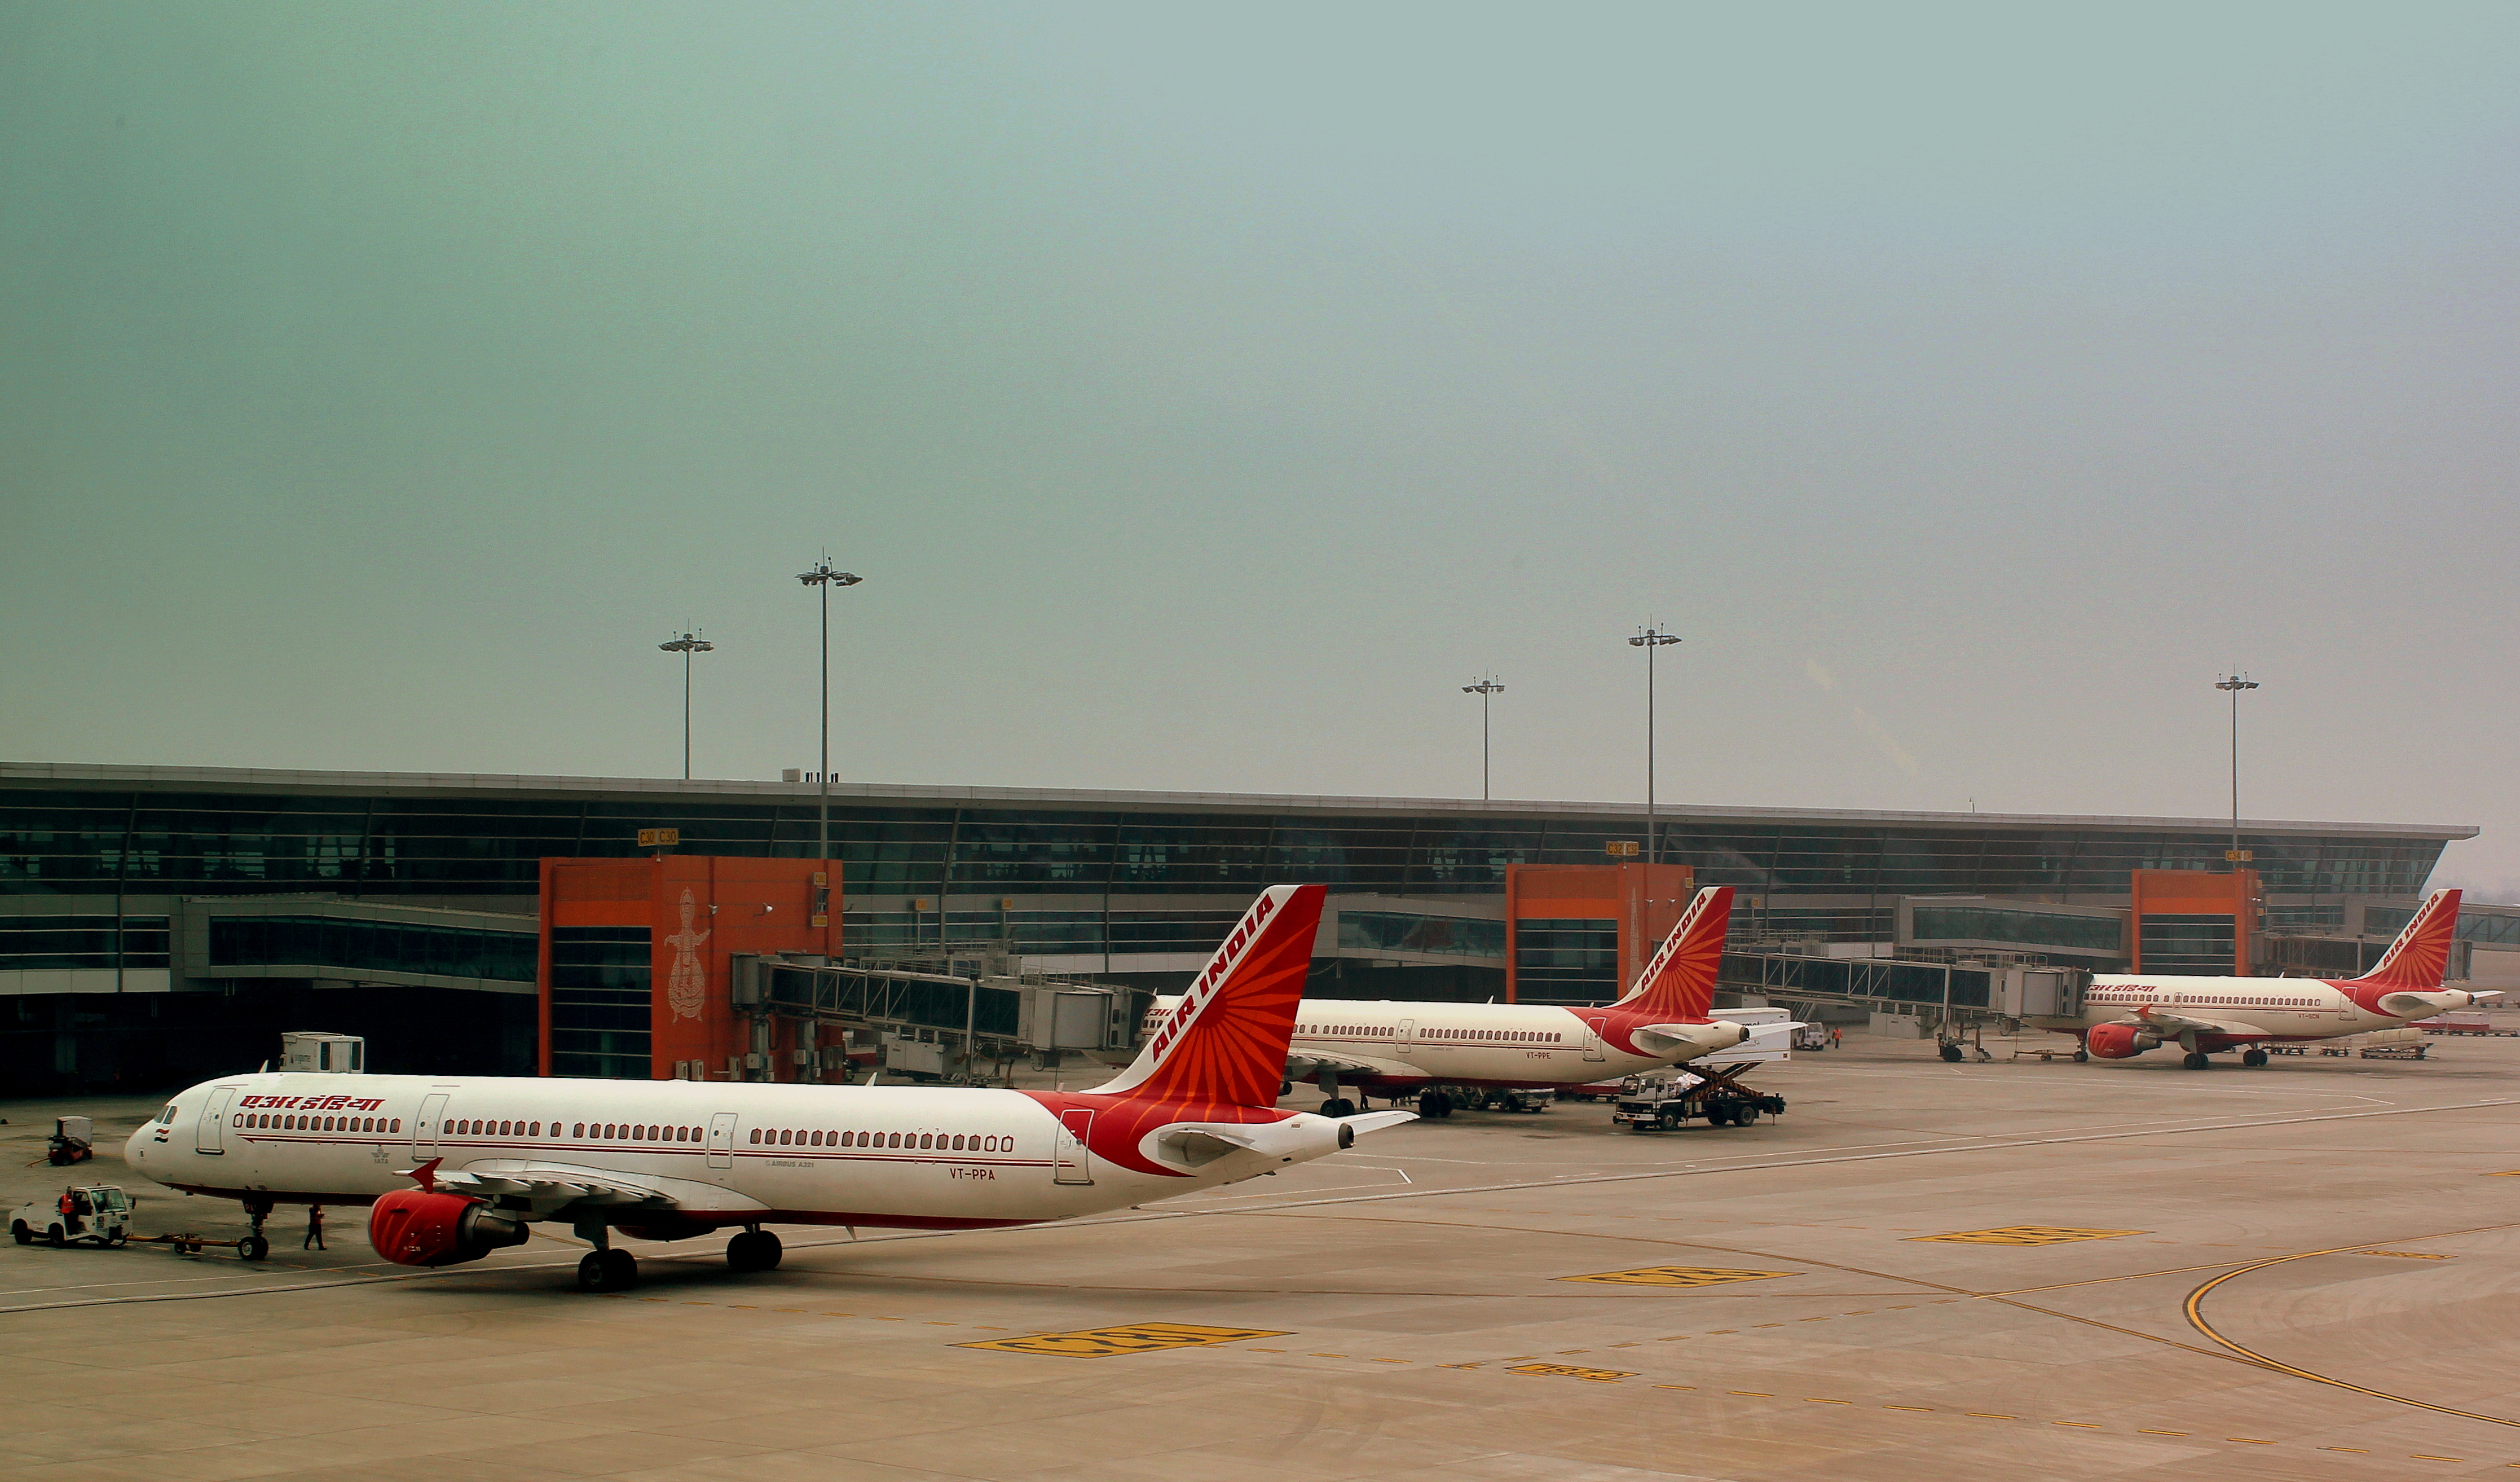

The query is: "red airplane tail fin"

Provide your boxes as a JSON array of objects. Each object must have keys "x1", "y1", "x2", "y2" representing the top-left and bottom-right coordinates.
[
  {"x1": 2351, "y1": 887, "x2": 2462, "y2": 991},
  {"x1": 1087, "y1": 884, "x2": 1324, "y2": 1107},
  {"x1": 1614, "y1": 885, "x2": 1735, "y2": 1021}
]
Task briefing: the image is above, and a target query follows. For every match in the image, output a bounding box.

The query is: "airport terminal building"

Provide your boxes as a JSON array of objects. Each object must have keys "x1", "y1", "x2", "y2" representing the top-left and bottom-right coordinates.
[{"x1": 0, "y1": 760, "x2": 2496, "y2": 1090}]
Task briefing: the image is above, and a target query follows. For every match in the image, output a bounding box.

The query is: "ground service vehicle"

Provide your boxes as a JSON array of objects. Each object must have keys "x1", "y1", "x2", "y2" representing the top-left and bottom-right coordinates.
[
  {"x1": 1611, "y1": 1069, "x2": 1787, "y2": 1130},
  {"x1": 46, "y1": 1115, "x2": 95, "y2": 1166},
  {"x1": 12, "y1": 1185, "x2": 133, "y2": 1247}
]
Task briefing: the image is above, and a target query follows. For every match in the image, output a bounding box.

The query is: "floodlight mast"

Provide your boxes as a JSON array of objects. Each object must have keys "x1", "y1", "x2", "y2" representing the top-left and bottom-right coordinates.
[
  {"x1": 1627, "y1": 626, "x2": 1681, "y2": 865},
  {"x1": 796, "y1": 560, "x2": 864, "y2": 862},
  {"x1": 1462, "y1": 676, "x2": 1505, "y2": 801},
  {"x1": 657, "y1": 631, "x2": 715, "y2": 781},
  {"x1": 2215, "y1": 672, "x2": 2259, "y2": 869}
]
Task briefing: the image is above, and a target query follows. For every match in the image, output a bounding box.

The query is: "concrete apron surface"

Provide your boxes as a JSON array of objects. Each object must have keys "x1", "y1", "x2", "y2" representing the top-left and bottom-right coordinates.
[{"x1": 3, "y1": 1034, "x2": 2518, "y2": 1481}]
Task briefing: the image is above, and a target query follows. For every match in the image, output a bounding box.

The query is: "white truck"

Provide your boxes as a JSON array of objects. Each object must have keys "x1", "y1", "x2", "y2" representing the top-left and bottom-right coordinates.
[{"x1": 12, "y1": 1185, "x2": 135, "y2": 1248}]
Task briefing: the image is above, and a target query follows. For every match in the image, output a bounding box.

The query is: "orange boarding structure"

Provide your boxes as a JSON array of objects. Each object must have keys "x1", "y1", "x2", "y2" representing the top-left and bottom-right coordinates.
[
  {"x1": 2128, "y1": 868, "x2": 2260, "y2": 977},
  {"x1": 1503, "y1": 863, "x2": 1696, "y2": 1004},
  {"x1": 538, "y1": 856, "x2": 836, "y2": 1080}
]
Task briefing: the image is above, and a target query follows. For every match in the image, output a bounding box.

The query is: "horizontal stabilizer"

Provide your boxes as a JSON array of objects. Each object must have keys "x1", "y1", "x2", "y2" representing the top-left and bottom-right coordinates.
[{"x1": 1338, "y1": 1109, "x2": 1418, "y2": 1138}]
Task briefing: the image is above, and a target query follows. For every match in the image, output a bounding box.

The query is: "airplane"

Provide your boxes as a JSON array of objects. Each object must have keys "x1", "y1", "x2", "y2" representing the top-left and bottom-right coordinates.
[
  {"x1": 1147, "y1": 884, "x2": 1796, "y2": 1117},
  {"x1": 2043, "y1": 887, "x2": 2500, "y2": 1067},
  {"x1": 123, "y1": 883, "x2": 1409, "y2": 1292}
]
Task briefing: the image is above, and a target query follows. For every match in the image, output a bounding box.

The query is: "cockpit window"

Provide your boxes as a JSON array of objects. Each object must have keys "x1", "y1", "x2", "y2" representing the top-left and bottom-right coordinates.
[{"x1": 160, "y1": 1105, "x2": 179, "y2": 1124}]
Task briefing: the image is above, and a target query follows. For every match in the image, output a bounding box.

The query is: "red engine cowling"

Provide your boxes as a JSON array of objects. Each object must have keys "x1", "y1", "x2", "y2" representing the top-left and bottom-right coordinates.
[
  {"x1": 2084, "y1": 1024, "x2": 2157, "y2": 1060},
  {"x1": 368, "y1": 1189, "x2": 531, "y2": 1268}
]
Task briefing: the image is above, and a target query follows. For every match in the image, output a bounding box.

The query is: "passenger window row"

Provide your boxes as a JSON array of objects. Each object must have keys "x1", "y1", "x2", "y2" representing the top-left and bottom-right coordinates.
[
  {"x1": 244, "y1": 1113, "x2": 400, "y2": 1133},
  {"x1": 1429, "y1": 1028, "x2": 1559, "y2": 1043},
  {"x1": 750, "y1": 1127, "x2": 1014, "y2": 1154}
]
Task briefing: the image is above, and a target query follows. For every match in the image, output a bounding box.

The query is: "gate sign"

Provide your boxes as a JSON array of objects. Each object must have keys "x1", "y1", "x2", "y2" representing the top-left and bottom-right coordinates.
[
  {"x1": 637, "y1": 828, "x2": 681, "y2": 848},
  {"x1": 1605, "y1": 840, "x2": 1640, "y2": 857}
]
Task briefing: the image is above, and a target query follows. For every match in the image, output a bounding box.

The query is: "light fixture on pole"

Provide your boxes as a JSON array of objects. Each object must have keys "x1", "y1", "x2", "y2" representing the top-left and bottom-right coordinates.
[
  {"x1": 1627, "y1": 625, "x2": 1682, "y2": 864},
  {"x1": 656, "y1": 631, "x2": 715, "y2": 781},
  {"x1": 1461, "y1": 676, "x2": 1505, "y2": 801},
  {"x1": 2214, "y1": 672, "x2": 2259, "y2": 869},
  {"x1": 796, "y1": 558, "x2": 864, "y2": 863}
]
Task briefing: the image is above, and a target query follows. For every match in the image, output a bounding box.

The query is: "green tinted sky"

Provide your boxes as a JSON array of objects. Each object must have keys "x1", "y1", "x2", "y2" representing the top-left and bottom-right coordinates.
[{"x1": 5, "y1": 4, "x2": 2516, "y2": 889}]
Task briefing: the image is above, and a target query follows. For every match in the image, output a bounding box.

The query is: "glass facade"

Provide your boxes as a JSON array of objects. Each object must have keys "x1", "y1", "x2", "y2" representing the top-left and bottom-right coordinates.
[
  {"x1": 2138, "y1": 915, "x2": 2236, "y2": 975},
  {"x1": 1515, "y1": 918, "x2": 1620, "y2": 1004},
  {"x1": 208, "y1": 916, "x2": 536, "y2": 982},
  {"x1": 1338, "y1": 911, "x2": 1506, "y2": 959},
  {"x1": 2364, "y1": 904, "x2": 2520, "y2": 947},
  {"x1": 1910, "y1": 905, "x2": 2125, "y2": 955},
  {"x1": 0, "y1": 915, "x2": 170, "y2": 970},
  {"x1": 0, "y1": 782, "x2": 2453, "y2": 906},
  {"x1": 548, "y1": 927, "x2": 651, "y2": 1079}
]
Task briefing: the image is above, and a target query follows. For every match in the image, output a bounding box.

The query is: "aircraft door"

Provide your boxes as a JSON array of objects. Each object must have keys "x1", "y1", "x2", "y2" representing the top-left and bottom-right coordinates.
[
  {"x1": 413, "y1": 1094, "x2": 448, "y2": 1160},
  {"x1": 1054, "y1": 1109, "x2": 1094, "y2": 1185},
  {"x1": 1398, "y1": 1018, "x2": 1417, "y2": 1048},
  {"x1": 707, "y1": 1112, "x2": 738, "y2": 1169},
  {"x1": 1583, "y1": 1018, "x2": 1607, "y2": 1062},
  {"x1": 194, "y1": 1087, "x2": 236, "y2": 1154}
]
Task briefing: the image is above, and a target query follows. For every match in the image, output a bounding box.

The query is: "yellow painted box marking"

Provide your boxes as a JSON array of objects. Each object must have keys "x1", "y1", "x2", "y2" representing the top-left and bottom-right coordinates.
[
  {"x1": 958, "y1": 1322, "x2": 1290, "y2": 1359},
  {"x1": 1910, "y1": 1226, "x2": 2147, "y2": 1246},
  {"x1": 1558, "y1": 1265, "x2": 1796, "y2": 1287}
]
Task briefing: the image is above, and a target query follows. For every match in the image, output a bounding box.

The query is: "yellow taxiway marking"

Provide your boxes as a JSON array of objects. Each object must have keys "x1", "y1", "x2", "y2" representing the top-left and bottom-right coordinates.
[
  {"x1": 2360, "y1": 1250, "x2": 2451, "y2": 1259},
  {"x1": 1557, "y1": 1265, "x2": 1796, "y2": 1288},
  {"x1": 959, "y1": 1322, "x2": 1290, "y2": 1359},
  {"x1": 1912, "y1": 1226, "x2": 2147, "y2": 1246},
  {"x1": 2138, "y1": 1428, "x2": 2189, "y2": 1436},
  {"x1": 1505, "y1": 1363, "x2": 1633, "y2": 1383}
]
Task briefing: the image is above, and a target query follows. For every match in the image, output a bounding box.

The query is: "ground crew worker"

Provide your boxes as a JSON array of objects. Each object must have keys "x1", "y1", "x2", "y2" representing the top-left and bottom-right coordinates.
[
  {"x1": 58, "y1": 1189, "x2": 81, "y2": 1237},
  {"x1": 305, "y1": 1204, "x2": 326, "y2": 1250},
  {"x1": 1829, "y1": 1027, "x2": 1841, "y2": 1050}
]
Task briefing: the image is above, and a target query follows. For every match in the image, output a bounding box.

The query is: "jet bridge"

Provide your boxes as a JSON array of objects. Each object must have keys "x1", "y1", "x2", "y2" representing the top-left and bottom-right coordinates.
[
  {"x1": 1718, "y1": 943, "x2": 2087, "y2": 1036},
  {"x1": 725, "y1": 950, "x2": 1138, "y2": 1084}
]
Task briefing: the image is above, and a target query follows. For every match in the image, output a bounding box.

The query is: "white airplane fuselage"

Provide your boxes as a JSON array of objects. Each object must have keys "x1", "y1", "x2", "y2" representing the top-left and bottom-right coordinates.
[
  {"x1": 126, "y1": 1071, "x2": 1343, "y2": 1229},
  {"x1": 1155, "y1": 997, "x2": 1749, "y2": 1094}
]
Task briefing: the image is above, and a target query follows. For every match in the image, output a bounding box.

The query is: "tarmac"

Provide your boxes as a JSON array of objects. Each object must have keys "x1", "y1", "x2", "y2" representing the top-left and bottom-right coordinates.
[{"x1": 5, "y1": 1032, "x2": 2518, "y2": 1482}]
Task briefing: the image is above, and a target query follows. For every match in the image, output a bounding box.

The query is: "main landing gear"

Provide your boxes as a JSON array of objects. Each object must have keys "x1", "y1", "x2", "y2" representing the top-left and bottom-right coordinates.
[
  {"x1": 2182, "y1": 1051, "x2": 2213, "y2": 1070},
  {"x1": 2241, "y1": 1048, "x2": 2270, "y2": 1067},
  {"x1": 576, "y1": 1220, "x2": 639, "y2": 1292},
  {"x1": 1319, "y1": 1097, "x2": 1358, "y2": 1119},
  {"x1": 1415, "y1": 1090, "x2": 1455, "y2": 1119},
  {"x1": 726, "y1": 1227, "x2": 783, "y2": 1273}
]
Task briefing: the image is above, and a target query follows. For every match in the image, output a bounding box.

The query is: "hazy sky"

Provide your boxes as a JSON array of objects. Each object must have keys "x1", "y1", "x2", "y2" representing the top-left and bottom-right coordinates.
[{"x1": 5, "y1": 5, "x2": 2516, "y2": 892}]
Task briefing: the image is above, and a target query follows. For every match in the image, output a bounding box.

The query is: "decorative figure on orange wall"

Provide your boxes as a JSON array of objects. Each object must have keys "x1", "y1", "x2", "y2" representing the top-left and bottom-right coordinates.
[{"x1": 666, "y1": 887, "x2": 711, "y2": 1020}]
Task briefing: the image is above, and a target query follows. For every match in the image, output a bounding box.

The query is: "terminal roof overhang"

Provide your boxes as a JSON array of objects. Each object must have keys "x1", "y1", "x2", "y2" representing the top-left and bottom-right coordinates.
[{"x1": 1, "y1": 761, "x2": 2479, "y2": 843}]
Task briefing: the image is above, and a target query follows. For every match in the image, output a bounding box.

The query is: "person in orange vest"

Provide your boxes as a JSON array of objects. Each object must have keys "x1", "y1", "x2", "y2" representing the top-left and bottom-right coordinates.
[{"x1": 58, "y1": 1189, "x2": 82, "y2": 1237}]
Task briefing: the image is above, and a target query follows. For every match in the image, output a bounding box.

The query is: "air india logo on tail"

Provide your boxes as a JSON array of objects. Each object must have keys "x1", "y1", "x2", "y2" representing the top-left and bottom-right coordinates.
[
  {"x1": 1619, "y1": 885, "x2": 1736, "y2": 1018},
  {"x1": 2354, "y1": 887, "x2": 2462, "y2": 992},
  {"x1": 1091, "y1": 883, "x2": 1324, "y2": 1107}
]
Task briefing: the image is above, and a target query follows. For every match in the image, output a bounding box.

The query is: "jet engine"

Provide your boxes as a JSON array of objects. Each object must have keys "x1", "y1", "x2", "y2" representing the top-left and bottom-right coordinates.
[
  {"x1": 368, "y1": 1188, "x2": 530, "y2": 1268},
  {"x1": 2084, "y1": 1024, "x2": 2158, "y2": 1060}
]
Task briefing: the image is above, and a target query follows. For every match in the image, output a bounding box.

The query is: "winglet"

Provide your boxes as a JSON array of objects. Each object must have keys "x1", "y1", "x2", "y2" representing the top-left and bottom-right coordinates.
[
  {"x1": 1614, "y1": 885, "x2": 1736, "y2": 1021},
  {"x1": 1086, "y1": 884, "x2": 1325, "y2": 1106},
  {"x1": 404, "y1": 1156, "x2": 442, "y2": 1193},
  {"x1": 2351, "y1": 888, "x2": 2462, "y2": 992}
]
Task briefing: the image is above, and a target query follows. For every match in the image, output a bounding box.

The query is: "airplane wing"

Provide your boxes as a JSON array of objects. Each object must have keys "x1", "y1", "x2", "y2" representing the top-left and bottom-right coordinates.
[
  {"x1": 405, "y1": 1161, "x2": 770, "y2": 1218},
  {"x1": 2116, "y1": 1009, "x2": 2272, "y2": 1043},
  {"x1": 1286, "y1": 1048, "x2": 1428, "y2": 1082}
]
